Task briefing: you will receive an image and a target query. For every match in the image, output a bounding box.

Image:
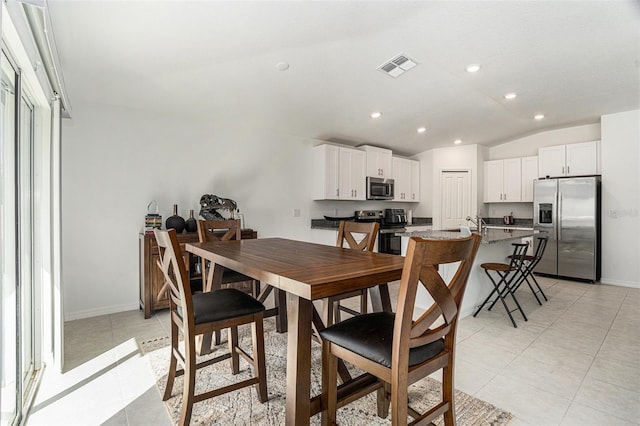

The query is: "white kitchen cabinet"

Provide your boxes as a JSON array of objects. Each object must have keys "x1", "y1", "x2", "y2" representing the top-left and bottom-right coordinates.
[
  {"x1": 392, "y1": 157, "x2": 411, "y2": 201},
  {"x1": 312, "y1": 144, "x2": 365, "y2": 200},
  {"x1": 313, "y1": 144, "x2": 340, "y2": 200},
  {"x1": 361, "y1": 145, "x2": 393, "y2": 178},
  {"x1": 521, "y1": 156, "x2": 538, "y2": 202},
  {"x1": 410, "y1": 159, "x2": 420, "y2": 202},
  {"x1": 484, "y1": 158, "x2": 521, "y2": 202},
  {"x1": 339, "y1": 148, "x2": 366, "y2": 200},
  {"x1": 538, "y1": 141, "x2": 599, "y2": 177},
  {"x1": 392, "y1": 157, "x2": 420, "y2": 202}
]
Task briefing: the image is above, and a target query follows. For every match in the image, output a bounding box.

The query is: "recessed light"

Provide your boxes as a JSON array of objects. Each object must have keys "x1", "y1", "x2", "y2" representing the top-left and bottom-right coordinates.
[
  {"x1": 371, "y1": 112, "x2": 382, "y2": 119},
  {"x1": 534, "y1": 114, "x2": 545, "y2": 120},
  {"x1": 417, "y1": 127, "x2": 426, "y2": 133},
  {"x1": 454, "y1": 139, "x2": 462, "y2": 145},
  {"x1": 504, "y1": 92, "x2": 517, "y2": 100},
  {"x1": 466, "y1": 64, "x2": 481, "y2": 73},
  {"x1": 275, "y1": 62, "x2": 290, "y2": 71}
]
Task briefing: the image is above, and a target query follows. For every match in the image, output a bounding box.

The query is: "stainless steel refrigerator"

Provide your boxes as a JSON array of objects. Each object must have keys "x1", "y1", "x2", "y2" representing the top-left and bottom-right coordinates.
[{"x1": 533, "y1": 176, "x2": 601, "y2": 282}]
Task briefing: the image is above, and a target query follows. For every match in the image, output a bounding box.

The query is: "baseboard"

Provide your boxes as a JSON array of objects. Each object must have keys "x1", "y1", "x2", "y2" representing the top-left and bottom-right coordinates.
[
  {"x1": 64, "y1": 302, "x2": 140, "y2": 321},
  {"x1": 599, "y1": 277, "x2": 640, "y2": 289}
]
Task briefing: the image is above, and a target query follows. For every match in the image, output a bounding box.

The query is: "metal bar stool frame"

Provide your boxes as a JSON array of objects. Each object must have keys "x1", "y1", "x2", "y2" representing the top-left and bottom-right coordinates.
[
  {"x1": 497, "y1": 236, "x2": 549, "y2": 307},
  {"x1": 474, "y1": 242, "x2": 530, "y2": 328}
]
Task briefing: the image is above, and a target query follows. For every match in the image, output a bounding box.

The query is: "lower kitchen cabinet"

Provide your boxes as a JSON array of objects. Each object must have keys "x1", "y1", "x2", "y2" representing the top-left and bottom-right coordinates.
[{"x1": 139, "y1": 228, "x2": 257, "y2": 318}]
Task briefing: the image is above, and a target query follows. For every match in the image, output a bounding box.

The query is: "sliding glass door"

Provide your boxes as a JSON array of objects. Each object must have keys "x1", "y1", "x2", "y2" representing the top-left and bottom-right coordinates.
[
  {"x1": 0, "y1": 49, "x2": 35, "y2": 426},
  {"x1": 0, "y1": 50, "x2": 19, "y2": 426}
]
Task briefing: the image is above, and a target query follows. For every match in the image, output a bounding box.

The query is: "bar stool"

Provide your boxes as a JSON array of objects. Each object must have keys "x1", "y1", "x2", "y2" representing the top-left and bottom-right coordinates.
[
  {"x1": 507, "y1": 236, "x2": 549, "y2": 305},
  {"x1": 473, "y1": 242, "x2": 529, "y2": 327}
]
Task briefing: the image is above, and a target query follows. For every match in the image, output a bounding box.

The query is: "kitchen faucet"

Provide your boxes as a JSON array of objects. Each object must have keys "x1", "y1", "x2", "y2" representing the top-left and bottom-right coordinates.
[{"x1": 466, "y1": 215, "x2": 487, "y2": 235}]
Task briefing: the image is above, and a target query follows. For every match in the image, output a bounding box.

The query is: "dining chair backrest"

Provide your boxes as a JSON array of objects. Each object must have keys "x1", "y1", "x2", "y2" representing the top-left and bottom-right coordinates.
[
  {"x1": 507, "y1": 242, "x2": 529, "y2": 270},
  {"x1": 394, "y1": 234, "x2": 482, "y2": 364},
  {"x1": 154, "y1": 228, "x2": 192, "y2": 323},
  {"x1": 197, "y1": 219, "x2": 242, "y2": 243},
  {"x1": 336, "y1": 221, "x2": 379, "y2": 251}
]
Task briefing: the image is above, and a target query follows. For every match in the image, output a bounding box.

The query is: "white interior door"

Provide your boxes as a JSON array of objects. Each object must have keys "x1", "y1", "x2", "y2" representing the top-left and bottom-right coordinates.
[{"x1": 440, "y1": 171, "x2": 471, "y2": 230}]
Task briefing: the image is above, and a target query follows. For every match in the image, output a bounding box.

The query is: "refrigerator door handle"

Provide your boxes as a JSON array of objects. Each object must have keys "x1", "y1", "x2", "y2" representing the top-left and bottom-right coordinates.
[{"x1": 558, "y1": 192, "x2": 562, "y2": 241}]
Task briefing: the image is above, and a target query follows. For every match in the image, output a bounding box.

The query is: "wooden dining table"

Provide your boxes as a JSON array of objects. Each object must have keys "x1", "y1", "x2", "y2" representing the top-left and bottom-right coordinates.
[{"x1": 185, "y1": 237, "x2": 405, "y2": 425}]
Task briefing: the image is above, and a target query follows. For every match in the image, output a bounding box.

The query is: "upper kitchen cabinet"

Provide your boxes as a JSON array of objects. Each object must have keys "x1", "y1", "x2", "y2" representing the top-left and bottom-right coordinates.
[
  {"x1": 392, "y1": 156, "x2": 420, "y2": 202},
  {"x1": 521, "y1": 156, "x2": 538, "y2": 202},
  {"x1": 312, "y1": 144, "x2": 365, "y2": 200},
  {"x1": 361, "y1": 145, "x2": 393, "y2": 178},
  {"x1": 410, "y1": 160, "x2": 420, "y2": 202},
  {"x1": 484, "y1": 158, "x2": 522, "y2": 202},
  {"x1": 538, "y1": 141, "x2": 600, "y2": 178},
  {"x1": 339, "y1": 148, "x2": 366, "y2": 200}
]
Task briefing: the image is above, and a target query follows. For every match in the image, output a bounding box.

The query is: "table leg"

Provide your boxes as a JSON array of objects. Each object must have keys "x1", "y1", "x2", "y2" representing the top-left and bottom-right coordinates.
[
  {"x1": 286, "y1": 293, "x2": 312, "y2": 426},
  {"x1": 197, "y1": 263, "x2": 224, "y2": 355},
  {"x1": 275, "y1": 289, "x2": 288, "y2": 333},
  {"x1": 369, "y1": 283, "x2": 392, "y2": 313}
]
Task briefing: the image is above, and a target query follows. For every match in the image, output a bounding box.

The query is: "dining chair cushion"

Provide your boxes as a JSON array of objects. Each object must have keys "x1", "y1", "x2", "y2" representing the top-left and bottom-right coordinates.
[
  {"x1": 320, "y1": 312, "x2": 445, "y2": 368},
  {"x1": 190, "y1": 288, "x2": 265, "y2": 325}
]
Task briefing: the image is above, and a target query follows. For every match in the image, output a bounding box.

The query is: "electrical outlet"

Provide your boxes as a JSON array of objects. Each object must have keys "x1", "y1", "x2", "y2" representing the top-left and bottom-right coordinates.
[{"x1": 293, "y1": 208, "x2": 301, "y2": 217}]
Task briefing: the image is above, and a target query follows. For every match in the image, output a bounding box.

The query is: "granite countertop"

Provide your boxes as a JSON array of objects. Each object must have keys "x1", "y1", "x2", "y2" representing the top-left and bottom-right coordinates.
[{"x1": 398, "y1": 228, "x2": 539, "y2": 244}]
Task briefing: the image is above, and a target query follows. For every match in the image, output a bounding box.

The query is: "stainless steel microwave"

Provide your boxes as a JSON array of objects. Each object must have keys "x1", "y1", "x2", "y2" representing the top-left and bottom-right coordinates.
[{"x1": 366, "y1": 177, "x2": 395, "y2": 200}]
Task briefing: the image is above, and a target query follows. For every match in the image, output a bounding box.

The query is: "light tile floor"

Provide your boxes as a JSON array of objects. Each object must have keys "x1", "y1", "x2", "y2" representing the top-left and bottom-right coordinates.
[{"x1": 27, "y1": 277, "x2": 640, "y2": 425}]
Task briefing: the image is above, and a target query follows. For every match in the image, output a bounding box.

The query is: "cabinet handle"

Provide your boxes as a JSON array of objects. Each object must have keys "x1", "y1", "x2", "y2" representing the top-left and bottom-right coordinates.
[
  {"x1": 504, "y1": 193, "x2": 507, "y2": 200},
  {"x1": 354, "y1": 189, "x2": 357, "y2": 197},
  {"x1": 336, "y1": 189, "x2": 339, "y2": 197},
  {"x1": 562, "y1": 166, "x2": 565, "y2": 175},
  {"x1": 567, "y1": 166, "x2": 570, "y2": 174}
]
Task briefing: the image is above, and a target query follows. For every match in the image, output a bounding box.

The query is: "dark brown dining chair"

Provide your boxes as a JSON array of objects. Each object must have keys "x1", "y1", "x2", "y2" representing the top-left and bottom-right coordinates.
[
  {"x1": 326, "y1": 221, "x2": 380, "y2": 325},
  {"x1": 196, "y1": 219, "x2": 260, "y2": 296},
  {"x1": 320, "y1": 234, "x2": 481, "y2": 426},
  {"x1": 154, "y1": 229, "x2": 267, "y2": 426}
]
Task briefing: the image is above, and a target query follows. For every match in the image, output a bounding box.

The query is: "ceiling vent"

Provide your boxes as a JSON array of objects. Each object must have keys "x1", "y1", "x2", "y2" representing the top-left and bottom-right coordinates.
[{"x1": 378, "y1": 54, "x2": 418, "y2": 78}]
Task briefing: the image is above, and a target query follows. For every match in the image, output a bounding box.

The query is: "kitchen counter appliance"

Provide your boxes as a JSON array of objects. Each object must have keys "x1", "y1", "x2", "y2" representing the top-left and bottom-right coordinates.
[
  {"x1": 355, "y1": 209, "x2": 406, "y2": 255},
  {"x1": 533, "y1": 176, "x2": 601, "y2": 282}
]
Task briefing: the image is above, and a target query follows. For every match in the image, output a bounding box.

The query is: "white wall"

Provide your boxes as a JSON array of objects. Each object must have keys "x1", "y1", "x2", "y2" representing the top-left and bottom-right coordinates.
[
  {"x1": 600, "y1": 110, "x2": 640, "y2": 287},
  {"x1": 489, "y1": 123, "x2": 601, "y2": 159},
  {"x1": 62, "y1": 102, "x2": 320, "y2": 319}
]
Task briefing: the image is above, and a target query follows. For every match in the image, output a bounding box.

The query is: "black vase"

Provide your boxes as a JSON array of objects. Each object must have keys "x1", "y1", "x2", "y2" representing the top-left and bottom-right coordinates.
[
  {"x1": 185, "y1": 209, "x2": 197, "y2": 233},
  {"x1": 166, "y1": 204, "x2": 186, "y2": 233}
]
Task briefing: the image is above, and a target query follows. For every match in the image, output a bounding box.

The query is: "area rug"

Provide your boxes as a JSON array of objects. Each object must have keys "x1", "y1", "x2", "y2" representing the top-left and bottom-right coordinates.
[{"x1": 141, "y1": 320, "x2": 512, "y2": 426}]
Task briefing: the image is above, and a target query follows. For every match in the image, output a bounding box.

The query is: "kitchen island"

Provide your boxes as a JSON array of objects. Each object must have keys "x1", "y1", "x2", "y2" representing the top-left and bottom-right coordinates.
[{"x1": 398, "y1": 228, "x2": 540, "y2": 318}]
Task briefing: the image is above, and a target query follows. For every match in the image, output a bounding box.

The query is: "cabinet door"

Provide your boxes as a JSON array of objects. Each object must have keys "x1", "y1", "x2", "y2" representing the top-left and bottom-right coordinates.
[
  {"x1": 313, "y1": 144, "x2": 339, "y2": 200},
  {"x1": 484, "y1": 160, "x2": 504, "y2": 202},
  {"x1": 364, "y1": 146, "x2": 393, "y2": 178},
  {"x1": 566, "y1": 141, "x2": 598, "y2": 176},
  {"x1": 392, "y1": 157, "x2": 412, "y2": 201},
  {"x1": 338, "y1": 148, "x2": 353, "y2": 199},
  {"x1": 365, "y1": 150, "x2": 382, "y2": 177},
  {"x1": 521, "y1": 156, "x2": 538, "y2": 202},
  {"x1": 351, "y1": 149, "x2": 366, "y2": 200},
  {"x1": 503, "y1": 158, "x2": 522, "y2": 202},
  {"x1": 378, "y1": 150, "x2": 393, "y2": 179},
  {"x1": 538, "y1": 145, "x2": 566, "y2": 177},
  {"x1": 410, "y1": 159, "x2": 420, "y2": 202}
]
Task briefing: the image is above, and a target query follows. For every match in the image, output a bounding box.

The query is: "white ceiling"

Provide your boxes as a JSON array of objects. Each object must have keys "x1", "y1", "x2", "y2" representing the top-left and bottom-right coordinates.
[{"x1": 46, "y1": 0, "x2": 640, "y2": 155}]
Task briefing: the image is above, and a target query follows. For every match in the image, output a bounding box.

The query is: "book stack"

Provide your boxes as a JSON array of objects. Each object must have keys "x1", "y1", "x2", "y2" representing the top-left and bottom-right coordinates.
[{"x1": 144, "y1": 214, "x2": 162, "y2": 235}]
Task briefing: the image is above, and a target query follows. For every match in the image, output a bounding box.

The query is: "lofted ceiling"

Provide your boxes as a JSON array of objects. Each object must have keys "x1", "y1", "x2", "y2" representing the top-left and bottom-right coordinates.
[{"x1": 46, "y1": 0, "x2": 640, "y2": 155}]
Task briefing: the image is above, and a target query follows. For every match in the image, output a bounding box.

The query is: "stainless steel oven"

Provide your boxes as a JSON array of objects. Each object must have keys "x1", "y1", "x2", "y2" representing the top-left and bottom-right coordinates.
[{"x1": 355, "y1": 209, "x2": 406, "y2": 255}]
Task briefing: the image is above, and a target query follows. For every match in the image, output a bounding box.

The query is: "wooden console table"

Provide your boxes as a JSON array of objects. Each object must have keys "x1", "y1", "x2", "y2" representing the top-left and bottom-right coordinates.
[{"x1": 138, "y1": 228, "x2": 257, "y2": 318}]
